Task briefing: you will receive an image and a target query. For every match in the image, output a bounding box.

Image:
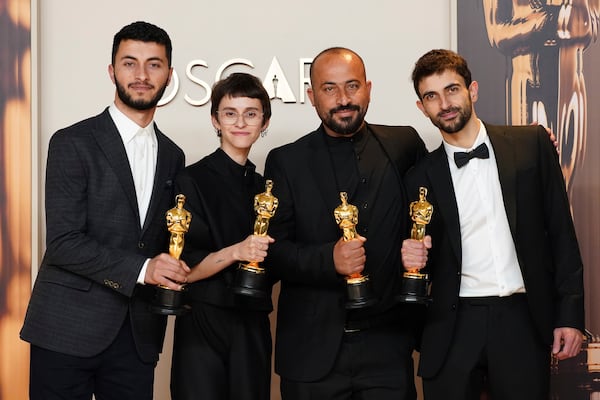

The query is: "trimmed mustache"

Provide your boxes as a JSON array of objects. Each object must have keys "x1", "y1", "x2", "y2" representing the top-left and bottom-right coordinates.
[
  {"x1": 330, "y1": 105, "x2": 360, "y2": 116},
  {"x1": 438, "y1": 106, "x2": 460, "y2": 118}
]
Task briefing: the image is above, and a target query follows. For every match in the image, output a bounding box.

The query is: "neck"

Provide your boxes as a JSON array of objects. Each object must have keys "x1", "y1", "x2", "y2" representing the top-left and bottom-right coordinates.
[
  {"x1": 114, "y1": 98, "x2": 156, "y2": 128},
  {"x1": 323, "y1": 121, "x2": 364, "y2": 138},
  {"x1": 221, "y1": 145, "x2": 250, "y2": 166}
]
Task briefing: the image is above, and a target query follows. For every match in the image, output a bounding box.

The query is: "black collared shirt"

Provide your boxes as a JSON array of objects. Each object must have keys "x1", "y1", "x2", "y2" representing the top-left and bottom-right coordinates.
[
  {"x1": 174, "y1": 148, "x2": 272, "y2": 311},
  {"x1": 323, "y1": 125, "x2": 406, "y2": 319}
]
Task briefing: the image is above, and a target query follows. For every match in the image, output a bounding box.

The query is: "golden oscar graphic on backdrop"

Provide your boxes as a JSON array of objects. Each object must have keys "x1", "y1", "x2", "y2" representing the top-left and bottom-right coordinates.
[
  {"x1": 334, "y1": 191, "x2": 376, "y2": 309},
  {"x1": 150, "y1": 194, "x2": 192, "y2": 315},
  {"x1": 232, "y1": 179, "x2": 279, "y2": 298},
  {"x1": 398, "y1": 186, "x2": 433, "y2": 304}
]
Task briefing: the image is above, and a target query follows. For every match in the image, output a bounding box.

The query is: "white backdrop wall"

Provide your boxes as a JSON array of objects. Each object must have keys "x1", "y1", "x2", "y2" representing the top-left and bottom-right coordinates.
[{"x1": 39, "y1": 1, "x2": 453, "y2": 398}]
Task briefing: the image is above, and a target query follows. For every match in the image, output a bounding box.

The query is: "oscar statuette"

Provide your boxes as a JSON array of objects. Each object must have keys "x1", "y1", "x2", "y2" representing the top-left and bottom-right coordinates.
[
  {"x1": 231, "y1": 179, "x2": 278, "y2": 298},
  {"x1": 150, "y1": 194, "x2": 192, "y2": 315},
  {"x1": 334, "y1": 192, "x2": 376, "y2": 309},
  {"x1": 398, "y1": 187, "x2": 433, "y2": 304}
]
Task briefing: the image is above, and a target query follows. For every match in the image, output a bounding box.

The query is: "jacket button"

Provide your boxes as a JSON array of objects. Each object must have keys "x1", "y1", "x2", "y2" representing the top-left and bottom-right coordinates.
[
  {"x1": 451, "y1": 304, "x2": 457, "y2": 310},
  {"x1": 138, "y1": 242, "x2": 145, "y2": 249}
]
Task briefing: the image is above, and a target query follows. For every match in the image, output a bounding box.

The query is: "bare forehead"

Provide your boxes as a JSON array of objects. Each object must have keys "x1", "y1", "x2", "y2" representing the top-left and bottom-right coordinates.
[
  {"x1": 115, "y1": 39, "x2": 168, "y2": 60},
  {"x1": 311, "y1": 52, "x2": 366, "y2": 83}
]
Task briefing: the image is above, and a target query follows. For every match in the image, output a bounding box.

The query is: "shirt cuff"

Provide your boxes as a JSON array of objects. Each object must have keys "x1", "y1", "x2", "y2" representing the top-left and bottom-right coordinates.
[{"x1": 137, "y1": 259, "x2": 150, "y2": 284}]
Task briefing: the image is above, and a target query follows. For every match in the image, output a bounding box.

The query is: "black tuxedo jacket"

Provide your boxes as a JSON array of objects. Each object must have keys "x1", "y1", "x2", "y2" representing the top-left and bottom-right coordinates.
[
  {"x1": 404, "y1": 123, "x2": 584, "y2": 379},
  {"x1": 21, "y1": 108, "x2": 185, "y2": 363},
  {"x1": 264, "y1": 123, "x2": 426, "y2": 381}
]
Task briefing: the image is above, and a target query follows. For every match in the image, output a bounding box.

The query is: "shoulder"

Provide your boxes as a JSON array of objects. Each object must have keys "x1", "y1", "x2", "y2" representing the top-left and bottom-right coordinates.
[
  {"x1": 485, "y1": 122, "x2": 552, "y2": 156},
  {"x1": 368, "y1": 123, "x2": 428, "y2": 172},
  {"x1": 368, "y1": 123, "x2": 426, "y2": 153},
  {"x1": 180, "y1": 151, "x2": 216, "y2": 177},
  {"x1": 266, "y1": 129, "x2": 320, "y2": 159},
  {"x1": 485, "y1": 122, "x2": 545, "y2": 140},
  {"x1": 50, "y1": 109, "x2": 109, "y2": 140},
  {"x1": 155, "y1": 126, "x2": 184, "y2": 157},
  {"x1": 368, "y1": 123, "x2": 419, "y2": 137}
]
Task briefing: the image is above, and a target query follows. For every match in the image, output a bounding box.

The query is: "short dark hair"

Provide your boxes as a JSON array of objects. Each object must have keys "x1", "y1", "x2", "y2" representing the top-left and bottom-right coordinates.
[
  {"x1": 309, "y1": 47, "x2": 366, "y2": 83},
  {"x1": 210, "y1": 73, "x2": 272, "y2": 124},
  {"x1": 411, "y1": 49, "x2": 472, "y2": 99},
  {"x1": 111, "y1": 21, "x2": 172, "y2": 67}
]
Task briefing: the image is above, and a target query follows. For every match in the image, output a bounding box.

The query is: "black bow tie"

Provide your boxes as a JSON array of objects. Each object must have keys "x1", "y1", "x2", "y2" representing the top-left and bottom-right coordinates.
[{"x1": 454, "y1": 143, "x2": 490, "y2": 168}]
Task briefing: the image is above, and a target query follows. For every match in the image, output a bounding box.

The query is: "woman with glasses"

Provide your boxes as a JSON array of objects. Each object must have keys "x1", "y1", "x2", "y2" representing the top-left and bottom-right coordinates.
[{"x1": 170, "y1": 73, "x2": 274, "y2": 400}]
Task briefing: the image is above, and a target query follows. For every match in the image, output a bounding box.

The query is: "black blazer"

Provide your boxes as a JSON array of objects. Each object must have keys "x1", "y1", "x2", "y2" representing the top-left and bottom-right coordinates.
[
  {"x1": 264, "y1": 123, "x2": 426, "y2": 381},
  {"x1": 21, "y1": 108, "x2": 185, "y2": 363},
  {"x1": 404, "y1": 123, "x2": 584, "y2": 379}
]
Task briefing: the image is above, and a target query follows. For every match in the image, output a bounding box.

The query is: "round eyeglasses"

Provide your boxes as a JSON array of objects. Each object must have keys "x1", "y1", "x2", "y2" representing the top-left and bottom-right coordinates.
[{"x1": 216, "y1": 110, "x2": 264, "y2": 126}]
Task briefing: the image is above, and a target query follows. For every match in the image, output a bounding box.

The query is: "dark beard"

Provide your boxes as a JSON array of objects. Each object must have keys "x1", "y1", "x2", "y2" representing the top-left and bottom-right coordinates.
[
  {"x1": 115, "y1": 79, "x2": 168, "y2": 111},
  {"x1": 322, "y1": 105, "x2": 366, "y2": 135},
  {"x1": 433, "y1": 105, "x2": 472, "y2": 134}
]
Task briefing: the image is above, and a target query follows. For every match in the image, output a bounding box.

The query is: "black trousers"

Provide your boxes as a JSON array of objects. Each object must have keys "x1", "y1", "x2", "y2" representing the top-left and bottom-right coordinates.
[
  {"x1": 281, "y1": 322, "x2": 417, "y2": 400},
  {"x1": 170, "y1": 302, "x2": 272, "y2": 400},
  {"x1": 423, "y1": 294, "x2": 550, "y2": 400},
  {"x1": 29, "y1": 318, "x2": 155, "y2": 400}
]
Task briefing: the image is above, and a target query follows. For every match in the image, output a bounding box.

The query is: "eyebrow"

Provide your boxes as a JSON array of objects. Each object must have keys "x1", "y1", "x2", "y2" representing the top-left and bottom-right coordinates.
[
  {"x1": 421, "y1": 82, "x2": 461, "y2": 98},
  {"x1": 321, "y1": 79, "x2": 360, "y2": 86},
  {"x1": 221, "y1": 106, "x2": 261, "y2": 111},
  {"x1": 445, "y1": 82, "x2": 461, "y2": 90},
  {"x1": 119, "y1": 55, "x2": 165, "y2": 63}
]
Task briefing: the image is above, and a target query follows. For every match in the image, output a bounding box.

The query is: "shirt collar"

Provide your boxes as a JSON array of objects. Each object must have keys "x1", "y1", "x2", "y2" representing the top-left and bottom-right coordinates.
[
  {"x1": 108, "y1": 103, "x2": 155, "y2": 144},
  {"x1": 442, "y1": 119, "x2": 489, "y2": 158},
  {"x1": 321, "y1": 122, "x2": 367, "y2": 145}
]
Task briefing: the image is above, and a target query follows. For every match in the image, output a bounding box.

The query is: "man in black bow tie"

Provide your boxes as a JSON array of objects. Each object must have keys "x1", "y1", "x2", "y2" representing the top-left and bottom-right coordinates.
[{"x1": 400, "y1": 49, "x2": 584, "y2": 400}]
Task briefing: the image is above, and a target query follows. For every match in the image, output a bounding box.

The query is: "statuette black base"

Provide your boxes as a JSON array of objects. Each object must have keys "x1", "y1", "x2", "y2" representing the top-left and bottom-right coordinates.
[
  {"x1": 397, "y1": 273, "x2": 431, "y2": 304},
  {"x1": 149, "y1": 285, "x2": 190, "y2": 315},
  {"x1": 231, "y1": 263, "x2": 270, "y2": 298},
  {"x1": 345, "y1": 276, "x2": 377, "y2": 309}
]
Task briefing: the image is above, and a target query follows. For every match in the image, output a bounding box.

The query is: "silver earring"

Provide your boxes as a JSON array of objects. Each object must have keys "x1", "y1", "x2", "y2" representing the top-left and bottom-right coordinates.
[{"x1": 260, "y1": 129, "x2": 268, "y2": 138}]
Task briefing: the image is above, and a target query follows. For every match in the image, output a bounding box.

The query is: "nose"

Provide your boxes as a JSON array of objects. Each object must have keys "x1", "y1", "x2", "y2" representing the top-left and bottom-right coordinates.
[
  {"x1": 439, "y1": 94, "x2": 451, "y2": 110},
  {"x1": 135, "y1": 64, "x2": 148, "y2": 81},
  {"x1": 337, "y1": 88, "x2": 351, "y2": 105},
  {"x1": 235, "y1": 114, "x2": 247, "y2": 127}
]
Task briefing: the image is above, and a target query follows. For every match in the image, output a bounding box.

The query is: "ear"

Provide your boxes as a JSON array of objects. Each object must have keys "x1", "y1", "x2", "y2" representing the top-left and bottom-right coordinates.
[
  {"x1": 307, "y1": 87, "x2": 315, "y2": 106},
  {"x1": 261, "y1": 118, "x2": 271, "y2": 132},
  {"x1": 469, "y1": 81, "x2": 479, "y2": 103},
  {"x1": 167, "y1": 67, "x2": 174, "y2": 86},
  {"x1": 108, "y1": 64, "x2": 115, "y2": 84},
  {"x1": 211, "y1": 114, "x2": 221, "y2": 131},
  {"x1": 416, "y1": 100, "x2": 428, "y2": 117}
]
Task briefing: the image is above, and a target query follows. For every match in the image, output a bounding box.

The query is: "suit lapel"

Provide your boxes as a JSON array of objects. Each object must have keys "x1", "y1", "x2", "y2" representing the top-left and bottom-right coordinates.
[
  {"x1": 426, "y1": 146, "x2": 462, "y2": 265},
  {"x1": 144, "y1": 127, "x2": 172, "y2": 232},
  {"x1": 92, "y1": 110, "x2": 140, "y2": 225},
  {"x1": 487, "y1": 125, "x2": 518, "y2": 237},
  {"x1": 308, "y1": 129, "x2": 344, "y2": 214}
]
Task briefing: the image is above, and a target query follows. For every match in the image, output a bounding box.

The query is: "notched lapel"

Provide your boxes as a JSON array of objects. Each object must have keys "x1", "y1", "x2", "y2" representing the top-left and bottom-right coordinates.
[
  {"x1": 425, "y1": 147, "x2": 462, "y2": 266},
  {"x1": 142, "y1": 130, "x2": 174, "y2": 233},
  {"x1": 488, "y1": 128, "x2": 518, "y2": 237},
  {"x1": 93, "y1": 111, "x2": 140, "y2": 223},
  {"x1": 309, "y1": 134, "x2": 342, "y2": 214}
]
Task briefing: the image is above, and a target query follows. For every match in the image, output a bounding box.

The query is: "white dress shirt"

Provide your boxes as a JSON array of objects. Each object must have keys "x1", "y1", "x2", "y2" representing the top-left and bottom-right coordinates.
[
  {"x1": 109, "y1": 104, "x2": 158, "y2": 283},
  {"x1": 442, "y1": 120, "x2": 525, "y2": 297}
]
